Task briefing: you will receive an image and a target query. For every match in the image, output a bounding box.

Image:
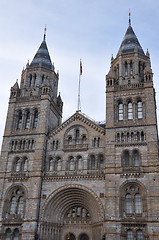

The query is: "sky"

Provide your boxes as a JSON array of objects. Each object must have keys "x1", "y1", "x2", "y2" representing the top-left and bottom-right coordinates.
[{"x1": 0, "y1": 0, "x2": 159, "y2": 148}]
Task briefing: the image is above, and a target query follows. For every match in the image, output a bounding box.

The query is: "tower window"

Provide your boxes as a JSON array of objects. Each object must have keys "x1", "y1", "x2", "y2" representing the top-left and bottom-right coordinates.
[
  {"x1": 123, "y1": 150, "x2": 130, "y2": 167},
  {"x1": 68, "y1": 136, "x2": 72, "y2": 145},
  {"x1": 17, "y1": 111, "x2": 22, "y2": 129},
  {"x1": 126, "y1": 229, "x2": 134, "y2": 240},
  {"x1": 29, "y1": 74, "x2": 32, "y2": 87},
  {"x1": 118, "y1": 102, "x2": 123, "y2": 120},
  {"x1": 5, "y1": 228, "x2": 11, "y2": 240},
  {"x1": 13, "y1": 228, "x2": 20, "y2": 240},
  {"x1": 33, "y1": 110, "x2": 38, "y2": 128},
  {"x1": 133, "y1": 150, "x2": 139, "y2": 167},
  {"x1": 137, "y1": 100, "x2": 143, "y2": 119},
  {"x1": 128, "y1": 101, "x2": 133, "y2": 120},
  {"x1": 90, "y1": 155, "x2": 96, "y2": 170},
  {"x1": 25, "y1": 111, "x2": 30, "y2": 129},
  {"x1": 125, "y1": 62, "x2": 128, "y2": 76},
  {"x1": 130, "y1": 61, "x2": 133, "y2": 75}
]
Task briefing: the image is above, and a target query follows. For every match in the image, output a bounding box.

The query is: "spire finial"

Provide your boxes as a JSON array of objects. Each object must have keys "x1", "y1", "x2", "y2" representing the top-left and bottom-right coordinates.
[
  {"x1": 44, "y1": 24, "x2": 47, "y2": 41},
  {"x1": 129, "y1": 9, "x2": 131, "y2": 26}
]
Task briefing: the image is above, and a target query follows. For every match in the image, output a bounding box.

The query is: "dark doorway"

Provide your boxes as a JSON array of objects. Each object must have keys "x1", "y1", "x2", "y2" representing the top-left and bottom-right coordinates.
[{"x1": 80, "y1": 233, "x2": 89, "y2": 240}]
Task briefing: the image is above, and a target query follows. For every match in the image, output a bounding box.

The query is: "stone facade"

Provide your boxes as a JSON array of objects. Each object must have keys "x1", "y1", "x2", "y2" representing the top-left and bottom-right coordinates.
[{"x1": 0, "y1": 18, "x2": 159, "y2": 240}]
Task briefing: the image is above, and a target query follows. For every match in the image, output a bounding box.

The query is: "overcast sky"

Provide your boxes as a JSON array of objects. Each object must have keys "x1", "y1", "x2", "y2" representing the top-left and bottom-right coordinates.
[{"x1": 0, "y1": 0, "x2": 159, "y2": 148}]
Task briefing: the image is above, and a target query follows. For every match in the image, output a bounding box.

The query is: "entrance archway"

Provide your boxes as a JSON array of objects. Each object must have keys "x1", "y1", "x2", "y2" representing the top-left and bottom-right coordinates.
[
  {"x1": 65, "y1": 233, "x2": 76, "y2": 240},
  {"x1": 40, "y1": 184, "x2": 104, "y2": 240},
  {"x1": 79, "y1": 233, "x2": 89, "y2": 240}
]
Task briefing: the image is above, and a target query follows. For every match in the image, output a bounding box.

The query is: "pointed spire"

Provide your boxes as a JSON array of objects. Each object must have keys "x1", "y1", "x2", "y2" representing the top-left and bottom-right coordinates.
[
  {"x1": 128, "y1": 9, "x2": 131, "y2": 26},
  {"x1": 117, "y1": 13, "x2": 145, "y2": 56},
  {"x1": 30, "y1": 29, "x2": 53, "y2": 70}
]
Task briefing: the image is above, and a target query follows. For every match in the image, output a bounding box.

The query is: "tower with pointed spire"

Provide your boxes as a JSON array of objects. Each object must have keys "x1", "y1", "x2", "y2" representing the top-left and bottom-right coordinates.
[{"x1": 105, "y1": 14, "x2": 159, "y2": 239}]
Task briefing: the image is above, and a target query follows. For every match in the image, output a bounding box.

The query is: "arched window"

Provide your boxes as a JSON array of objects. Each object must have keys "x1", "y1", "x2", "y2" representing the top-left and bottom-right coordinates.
[
  {"x1": 17, "y1": 111, "x2": 22, "y2": 129},
  {"x1": 130, "y1": 61, "x2": 133, "y2": 75},
  {"x1": 90, "y1": 155, "x2": 95, "y2": 170},
  {"x1": 133, "y1": 150, "x2": 139, "y2": 167},
  {"x1": 22, "y1": 157, "x2": 27, "y2": 171},
  {"x1": 97, "y1": 137, "x2": 100, "y2": 147},
  {"x1": 68, "y1": 157, "x2": 74, "y2": 171},
  {"x1": 131, "y1": 132, "x2": 134, "y2": 142},
  {"x1": 127, "y1": 132, "x2": 130, "y2": 143},
  {"x1": 141, "y1": 131, "x2": 144, "y2": 142},
  {"x1": 29, "y1": 74, "x2": 32, "y2": 87},
  {"x1": 56, "y1": 157, "x2": 62, "y2": 171},
  {"x1": 82, "y1": 135, "x2": 86, "y2": 144},
  {"x1": 98, "y1": 154, "x2": 104, "y2": 170},
  {"x1": 68, "y1": 136, "x2": 72, "y2": 145},
  {"x1": 137, "y1": 100, "x2": 143, "y2": 119},
  {"x1": 135, "y1": 193, "x2": 142, "y2": 214},
  {"x1": 136, "y1": 229, "x2": 144, "y2": 240},
  {"x1": 118, "y1": 102, "x2": 123, "y2": 120},
  {"x1": 33, "y1": 73, "x2": 36, "y2": 86},
  {"x1": 126, "y1": 229, "x2": 134, "y2": 240},
  {"x1": 128, "y1": 101, "x2": 133, "y2": 120},
  {"x1": 41, "y1": 74, "x2": 45, "y2": 85},
  {"x1": 5, "y1": 228, "x2": 11, "y2": 240},
  {"x1": 25, "y1": 111, "x2": 30, "y2": 129},
  {"x1": 49, "y1": 158, "x2": 54, "y2": 171},
  {"x1": 121, "y1": 184, "x2": 144, "y2": 218},
  {"x1": 125, "y1": 194, "x2": 132, "y2": 214},
  {"x1": 13, "y1": 228, "x2": 19, "y2": 240},
  {"x1": 10, "y1": 196, "x2": 16, "y2": 214},
  {"x1": 15, "y1": 158, "x2": 20, "y2": 172},
  {"x1": 123, "y1": 151, "x2": 130, "y2": 167},
  {"x1": 121, "y1": 133, "x2": 124, "y2": 143},
  {"x1": 125, "y1": 62, "x2": 128, "y2": 76},
  {"x1": 33, "y1": 110, "x2": 38, "y2": 128},
  {"x1": 75, "y1": 129, "x2": 79, "y2": 144},
  {"x1": 17, "y1": 196, "x2": 24, "y2": 214},
  {"x1": 77, "y1": 156, "x2": 83, "y2": 170},
  {"x1": 93, "y1": 138, "x2": 97, "y2": 147}
]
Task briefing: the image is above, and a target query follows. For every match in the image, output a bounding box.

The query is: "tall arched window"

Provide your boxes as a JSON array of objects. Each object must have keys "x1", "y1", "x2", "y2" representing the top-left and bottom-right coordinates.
[
  {"x1": 123, "y1": 150, "x2": 130, "y2": 167},
  {"x1": 10, "y1": 196, "x2": 16, "y2": 214},
  {"x1": 135, "y1": 193, "x2": 142, "y2": 214},
  {"x1": 25, "y1": 111, "x2": 30, "y2": 129},
  {"x1": 125, "y1": 194, "x2": 132, "y2": 214},
  {"x1": 133, "y1": 150, "x2": 139, "y2": 167},
  {"x1": 75, "y1": 129, "x2": 79, "y2": 144},
  {"x1": 137, "y1": 100, "x2": 143, "y2": 119},
  {"x1": 49, "y1": 158, "x2": 54, "y2": 171},
  {"x1": 98, "y1": 154, "x2": 104, "y2": 170},
  {"x1": 130, "y1": 61, "x2": 133, "y2": 75},
  {"x1": 22, "y1": 157, "x2": 28, "y2": 171},
  {"x1": 29, "y1": 74, "x2": 32, "y2": 87},
  {"x1": 82, "y1": 135, "x2": 86, "y2": 144},
  {"x1": 13, "y1": 228, "x2": 19, "y2": 240},
  {"x1": 68, "y1": 136, "x2": 72, "y2": 145},
  {"x1": 126, "y1": 230, "x2": 134, "y2": 240},
  {"x1": 56, "y1": 157, "x2": 62, "y2": 171},
  {"x1": 33, "y1": 73, "x2": 36, "y2": 86},
  {"x1": 15, "y1": 158, "x2": 21, "y2": 172},
  {"x1": 90, "y1": 155, "x2": 96, "y2": 170},
  {"x1": 33, "y1": 110, "x2": 38, "y2": 128},
  {"x1": 77, "y1": 156, "x2": 83, "y2": 170},
  {"x1": 125, "y1": 62, "x2": 128, "y2": 76},
  {"x1": 68, "y1": 157, "x2": 74, "y2": 171},
  {"x1": 118, "y1": 102, "x2": 123, "y2": 120},
  {"x1": 17, "y1": 196, "x2": 24, "y2": 214},
  {"x1": 128, "y1": 101, "x2": 133, "y2": 120},
  {"x1": 17, "y1": 111, "x2": 22, "y2": 129},
  {"x1": 5, "y1": 228, "x2": 11, "y2": 240}
]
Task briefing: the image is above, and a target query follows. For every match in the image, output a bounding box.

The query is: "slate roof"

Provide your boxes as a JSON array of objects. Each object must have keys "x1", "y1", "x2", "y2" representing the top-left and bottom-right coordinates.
[
  {"x1": 30, "y1": 35, "x2": 52, "y2": 70},
  {"x1": 117, "y1": 24, "x2": 145, "y2": 56}
]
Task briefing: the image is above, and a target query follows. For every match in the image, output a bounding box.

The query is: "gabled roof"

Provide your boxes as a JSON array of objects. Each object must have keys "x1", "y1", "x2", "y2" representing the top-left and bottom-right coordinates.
[
  {"x1": 30, "y1": 35, "x2": 52, "y2": 70},
  {"x1": 49, "y1": 111, "x2": 105, "y2": 137},
  {"x1": 117, "y1": 23, "x2": 145, "y2": 56}
]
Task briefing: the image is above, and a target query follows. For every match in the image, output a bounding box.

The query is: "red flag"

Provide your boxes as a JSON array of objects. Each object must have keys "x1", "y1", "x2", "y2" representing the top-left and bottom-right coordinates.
[{"x1": 80, "y1": 60, "x2": 82, "y2": 75}]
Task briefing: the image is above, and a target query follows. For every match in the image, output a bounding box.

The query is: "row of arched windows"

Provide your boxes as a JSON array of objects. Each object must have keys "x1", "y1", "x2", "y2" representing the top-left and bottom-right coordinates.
[
  {"x1": 17, "y1": 109, "x2": 38, "y2": 130},
  {"x1": 65, "y1": 206, "x2": 90, "y2": 224},
  {"x1": 116, "y1": 131, "x2": 145, "y2": 144},
  {"x1": 46, "y1": 154, "x2": 104, "y2": 172},
  {"x1": 11, "y1": 139, "x2": 34, "y2": 151},
  {"x1": 118, "y1": 100, "x2": 142, "y2": 121}
]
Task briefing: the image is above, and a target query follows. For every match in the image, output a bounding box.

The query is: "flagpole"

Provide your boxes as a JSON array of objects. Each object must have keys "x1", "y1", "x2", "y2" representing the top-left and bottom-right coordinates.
[{"x1": 77, "y1": 59, "x2": 82, "y2": 112}]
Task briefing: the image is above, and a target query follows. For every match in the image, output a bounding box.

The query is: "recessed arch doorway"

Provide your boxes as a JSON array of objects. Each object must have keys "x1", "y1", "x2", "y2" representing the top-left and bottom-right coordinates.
[{"x1": 40, "y1": 184, "x2": 104, "y2": 240}]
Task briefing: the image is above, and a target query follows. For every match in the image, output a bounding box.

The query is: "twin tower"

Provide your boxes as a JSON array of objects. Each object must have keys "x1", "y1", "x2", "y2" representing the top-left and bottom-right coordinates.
[{"x1": 0, "y1": 17, "x2": 159, "y2": 240}]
